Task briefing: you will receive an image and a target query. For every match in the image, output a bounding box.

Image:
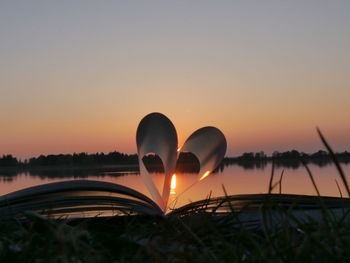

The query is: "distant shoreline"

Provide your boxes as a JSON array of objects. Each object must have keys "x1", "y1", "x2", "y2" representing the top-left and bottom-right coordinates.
[{"x1": 1, "y1": 150, "x2": 350, "y2": 173}]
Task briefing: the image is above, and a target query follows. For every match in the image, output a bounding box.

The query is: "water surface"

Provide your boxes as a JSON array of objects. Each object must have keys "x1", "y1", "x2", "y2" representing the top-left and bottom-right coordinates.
[{"x1": 1, "y1": 163, "x2": 349, "y2": 209}]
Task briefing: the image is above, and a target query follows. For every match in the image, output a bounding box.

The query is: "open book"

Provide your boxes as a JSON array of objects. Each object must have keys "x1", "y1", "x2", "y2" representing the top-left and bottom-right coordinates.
[
  {"x1": 0, "y1": 113, "x2": 228, "y2": 218},
  {"x1": 1, "y1": 113, "x2": 349, "y2": 220},
  {"x1": 2, "y1": 178, "x2": 350, "y2": 220}
]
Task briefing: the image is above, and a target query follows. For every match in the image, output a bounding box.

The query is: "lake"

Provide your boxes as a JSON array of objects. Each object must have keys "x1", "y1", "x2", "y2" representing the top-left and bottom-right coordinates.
[{"x1": 1, "y1": 163, "x2": 350, "y2": 209}]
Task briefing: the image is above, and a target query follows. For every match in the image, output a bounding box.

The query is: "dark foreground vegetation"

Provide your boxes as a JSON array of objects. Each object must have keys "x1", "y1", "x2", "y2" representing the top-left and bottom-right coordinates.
[{"x1": 1, "y1": 200, "x2": 350, "y2": 263}]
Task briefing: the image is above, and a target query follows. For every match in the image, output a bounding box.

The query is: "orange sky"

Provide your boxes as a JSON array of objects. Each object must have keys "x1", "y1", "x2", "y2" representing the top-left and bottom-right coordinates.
[{"x1": 0, "y1": 1, "x2": 349, "y2": 159}]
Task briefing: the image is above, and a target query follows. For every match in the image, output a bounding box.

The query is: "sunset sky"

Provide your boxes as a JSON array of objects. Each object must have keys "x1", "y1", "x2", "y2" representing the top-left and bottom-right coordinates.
[{"x1": 1, "y1": 1, "x2": 349, "y2": 159}]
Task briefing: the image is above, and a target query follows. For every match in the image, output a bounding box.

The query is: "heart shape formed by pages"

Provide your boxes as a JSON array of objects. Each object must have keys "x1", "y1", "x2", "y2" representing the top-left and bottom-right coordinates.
[{"x1": 136, "y1": 113, "x2": 227, "y2": 212}]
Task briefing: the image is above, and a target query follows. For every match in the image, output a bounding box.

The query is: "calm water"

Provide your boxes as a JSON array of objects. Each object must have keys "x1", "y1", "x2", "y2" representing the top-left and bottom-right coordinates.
[{"x1": 1, "y1": 163, "x2": 350, "y2": 209}]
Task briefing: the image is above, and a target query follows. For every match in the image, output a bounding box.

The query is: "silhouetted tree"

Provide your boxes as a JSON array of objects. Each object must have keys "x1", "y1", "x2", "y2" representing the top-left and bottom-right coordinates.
[{"x1": 0, "y1": 155, "x2": 18, "y2": 167}]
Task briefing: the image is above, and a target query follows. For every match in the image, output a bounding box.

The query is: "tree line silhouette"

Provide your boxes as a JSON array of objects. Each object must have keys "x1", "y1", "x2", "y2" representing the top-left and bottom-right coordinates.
[
  {"x1": 0, "y1": 152, "x2": 138, "y2": 167},
  {"x1": 0, "y1": 152, "x2": 201, "y2": 173},
  {"x1": 223, "y1": 150, "x2": 350, "y2": 170},
  {"x1": 1, "y1": 150, "x2": 350, "y2": 170}
]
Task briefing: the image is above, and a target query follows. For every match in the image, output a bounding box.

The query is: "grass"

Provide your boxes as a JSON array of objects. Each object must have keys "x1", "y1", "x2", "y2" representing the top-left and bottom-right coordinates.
[
  {"x1": 2, "y1": 207, "x2": 350, "y2": 262},
  {"x1": 1, "y1": 129, "x2": 350, "y2": 262}
]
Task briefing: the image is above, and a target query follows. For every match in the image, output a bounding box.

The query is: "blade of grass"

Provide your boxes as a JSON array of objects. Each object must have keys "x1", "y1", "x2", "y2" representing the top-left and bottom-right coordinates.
[
  {"x1": 261, "y1": 200, "x2": 287, "y2": 262},
  {"x1": 271, "y1": 181, "x2": 280, "y2": 192},
  {"x1": 300, "y1": 159, "x2": 320, "y2": 197},
  {"x1": 335, "y1": 179, "x2": 343, "y2": 198},
  {"x1": 279, "y1": 169, "x2": 285, "y2": 195},
  {"x1": 317, "y1": 128, "x2": 350, "y2": 197},
  {"x1": 300, "y1": 158, "x2": 337, "y2": 227},
  {"x1": 220, "y1": 185, "x2": 246, "y2": 229},
  {"x1": 268, "y1": 161, "x2": 275, "y2": 194}
]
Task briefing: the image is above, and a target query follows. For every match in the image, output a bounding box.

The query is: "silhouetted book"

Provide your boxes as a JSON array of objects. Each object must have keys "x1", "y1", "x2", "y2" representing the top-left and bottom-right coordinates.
[
  {"x1": 0, "y1": 113, "x2": 228, "y2": 218},
  {"x1": 2, "y1": 178, "x2": 350, "y2": 224},
  {"x1": 2, "y1": 113, "x2": 350, "y2": 223},
  {"x1": 0, "y1": 180, "x2": 165, "y2": 218}
]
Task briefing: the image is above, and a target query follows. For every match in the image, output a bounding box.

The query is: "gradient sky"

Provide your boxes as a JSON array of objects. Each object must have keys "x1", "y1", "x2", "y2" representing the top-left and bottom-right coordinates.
[{"x1": 1, "y1": 1, "x2": 349, "y2": 159}]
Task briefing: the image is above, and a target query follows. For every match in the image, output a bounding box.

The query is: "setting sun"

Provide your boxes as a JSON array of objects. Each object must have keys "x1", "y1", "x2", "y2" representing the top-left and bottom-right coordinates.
[{"x1": 170, "y1": 174, "x2": 177, "y2": 194}]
